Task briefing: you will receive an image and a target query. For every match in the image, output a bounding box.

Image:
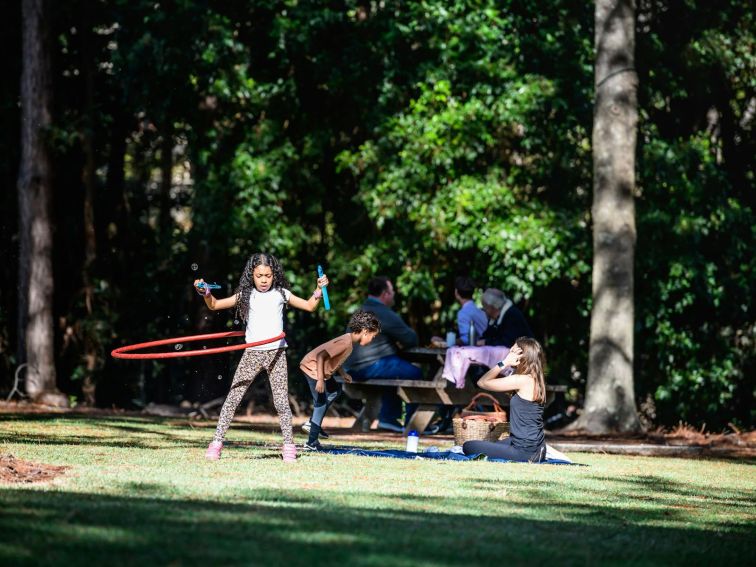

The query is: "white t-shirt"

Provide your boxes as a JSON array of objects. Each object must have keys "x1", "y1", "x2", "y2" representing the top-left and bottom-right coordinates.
[{"x1": 244, "y1": 288, "x2": 291, "y2": 350}]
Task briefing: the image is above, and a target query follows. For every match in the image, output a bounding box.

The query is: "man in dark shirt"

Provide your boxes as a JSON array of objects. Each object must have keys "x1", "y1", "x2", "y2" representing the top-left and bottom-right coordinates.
[
  {"x1": 344, "y1": 276, "x2": 422, "y2": 431},
  {"x1": 479, "y1": 288, "x2": 533, "y2": 347}
]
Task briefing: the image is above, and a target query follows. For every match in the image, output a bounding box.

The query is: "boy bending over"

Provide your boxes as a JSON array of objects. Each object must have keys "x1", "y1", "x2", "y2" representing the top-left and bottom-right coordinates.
[{"x1": 300, "y1": 310, "x2": 381, "y2": 450}]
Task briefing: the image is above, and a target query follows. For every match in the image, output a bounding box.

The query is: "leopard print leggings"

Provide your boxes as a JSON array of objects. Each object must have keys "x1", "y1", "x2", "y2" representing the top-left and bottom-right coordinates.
[{"x1": 212, "y1": 348, "x2": 293, "y2": 445}]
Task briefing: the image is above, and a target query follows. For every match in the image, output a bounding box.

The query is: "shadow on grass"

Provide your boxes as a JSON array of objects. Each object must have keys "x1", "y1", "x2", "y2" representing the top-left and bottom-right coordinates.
[
  {"x1": 463, "y1": 474, "x2": 756, "y2": 509},
  {"x1": 0, "y1": 412, "x2": 287, "y2": 450},
  {"x1": 587, "y1": 474, "x2": 756, "y2": 507},
  {"x1": 2, "y1": 413, "x2": 245, "y2": 450},
  {"x1": 2, "y1": 433, "x2": 292, "y2": 452},
  {"x1": 3, "y1": 432, "x2": 199, "y2": 450},
  {"x1": 1, "y1": 480, "x2": 753, "y2": 567}
]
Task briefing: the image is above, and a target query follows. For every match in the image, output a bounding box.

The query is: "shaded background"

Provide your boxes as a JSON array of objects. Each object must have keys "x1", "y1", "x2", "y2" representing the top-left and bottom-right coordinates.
[{"x1": 1, "y1": 0, "x2": 753, "y2": 428}]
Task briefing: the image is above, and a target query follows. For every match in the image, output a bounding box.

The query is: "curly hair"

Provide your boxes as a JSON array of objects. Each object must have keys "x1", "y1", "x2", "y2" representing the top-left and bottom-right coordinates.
[
  {"x1": 234, "y1": 253, "x2": 290, "y2": 324},
  {"x1": 347, "y1": 310, "x2": 381, "y2": 334}
]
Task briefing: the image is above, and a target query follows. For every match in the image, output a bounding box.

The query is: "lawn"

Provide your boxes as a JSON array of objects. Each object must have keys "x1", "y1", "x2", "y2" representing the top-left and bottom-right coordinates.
[{"x1": 1, "y1": 413, "x2": 754, "y2": 566}]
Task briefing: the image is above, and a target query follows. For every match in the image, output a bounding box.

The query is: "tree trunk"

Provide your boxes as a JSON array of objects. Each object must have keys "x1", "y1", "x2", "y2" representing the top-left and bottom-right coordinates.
[
  {"x1": 105, "y1": 109, "x2": 129, "y2": 258},
  {"x1": 17, "y1": 0, "x2": 67, "y2": 406},
  {"x1": 159, "y1": 124, "x2": 173, "y2": 241},
  {"x1": 80, "y1": 21, "x2": 97, "y2": 406},
  {"x1": 574, "y1": 0, "x2": 640, "y2": 433}
]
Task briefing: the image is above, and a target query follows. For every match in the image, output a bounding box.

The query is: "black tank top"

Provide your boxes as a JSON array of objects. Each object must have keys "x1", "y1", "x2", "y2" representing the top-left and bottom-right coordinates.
[{"x1": 509, "y1": 393, "x2": 545, "y2": 451}]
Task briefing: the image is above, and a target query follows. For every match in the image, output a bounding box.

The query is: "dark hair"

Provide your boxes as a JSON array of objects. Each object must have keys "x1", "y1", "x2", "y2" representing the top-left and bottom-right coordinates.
[
  {"x1": 235, "y1": 253, "x2": 290, "y2": 324},
  {"x1": 455, "y1": 276, "x2": 476, "y2": 299},
  {"x1": 367, "y1": 276, "x2": 390, "y2": 297},
  {"x1": 347, "y1": 310, "x2": 381, "y2": 333}
]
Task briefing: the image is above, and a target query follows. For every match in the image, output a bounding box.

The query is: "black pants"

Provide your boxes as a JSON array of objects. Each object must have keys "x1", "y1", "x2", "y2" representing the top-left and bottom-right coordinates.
[
  {"x1": 463, "y1": 437, "x2": 546, "y2": 462},
  {"x1": 305, "y1": 375, "x2": 342, "y2": 443}
]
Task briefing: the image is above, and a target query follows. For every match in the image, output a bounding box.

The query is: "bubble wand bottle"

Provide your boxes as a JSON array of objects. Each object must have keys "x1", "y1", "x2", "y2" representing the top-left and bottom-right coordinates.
[{"x1": 317, "y1": 265, "x2": 331, "y2": 310}]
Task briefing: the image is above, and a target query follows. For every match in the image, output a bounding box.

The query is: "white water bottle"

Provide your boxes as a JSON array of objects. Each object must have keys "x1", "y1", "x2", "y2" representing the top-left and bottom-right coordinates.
[{"x1": 406, "y1": 430, "x2": 419, "y2": 453}]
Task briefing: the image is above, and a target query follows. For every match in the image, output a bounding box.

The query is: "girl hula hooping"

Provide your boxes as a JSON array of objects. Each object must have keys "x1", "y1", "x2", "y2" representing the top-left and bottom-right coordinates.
[{"x1": 194, "y1": 252, "x2": 328, "y2": 463}]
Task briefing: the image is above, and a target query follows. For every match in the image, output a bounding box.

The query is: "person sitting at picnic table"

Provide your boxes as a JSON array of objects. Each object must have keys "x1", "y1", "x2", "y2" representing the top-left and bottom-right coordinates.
[
  {"x1": 454, "y1": 276, "x2": 488, "y2": 346},
  {"x1": 426, "y1": 276, "x2": 489, "y2": 431},
  {"x1": 478, "y1": 288, "x2": 533, "y2": 348},
  {"x1": 344, "y1": 276, "x2": 422, "y2": 432}
]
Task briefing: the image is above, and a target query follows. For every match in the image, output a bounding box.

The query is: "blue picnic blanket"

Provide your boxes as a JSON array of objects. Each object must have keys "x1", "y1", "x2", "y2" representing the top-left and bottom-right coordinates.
[{"x1": 317, "y1": 446, "x2": 578, "y2": 465}]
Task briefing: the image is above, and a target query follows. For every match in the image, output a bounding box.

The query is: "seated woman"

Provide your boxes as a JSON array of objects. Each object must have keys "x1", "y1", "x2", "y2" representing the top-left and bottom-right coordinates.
[
  {"x1": 478, "y1": 288, "x2": 533, "y2": 347},
  {"x1": 462, "y1": 337, "x2": 547, "y2": 462}
]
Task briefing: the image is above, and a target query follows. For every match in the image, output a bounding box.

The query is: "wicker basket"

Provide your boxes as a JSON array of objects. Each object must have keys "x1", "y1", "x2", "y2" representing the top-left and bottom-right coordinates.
[
  {"x1": 453, "y1": 393, "x2": 510, "y2": 445},
  {"x1": 460, "y1": 393, "x2": 508, "y2": 421},
  {"x1": 453, "y1": 416, "x2": 510, "y2": 445}
]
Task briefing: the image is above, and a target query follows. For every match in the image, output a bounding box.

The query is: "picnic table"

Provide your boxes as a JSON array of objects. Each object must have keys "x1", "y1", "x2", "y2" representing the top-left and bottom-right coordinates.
[{"x1": 337, "y1": 346, "x2": 567, "y2": 434}]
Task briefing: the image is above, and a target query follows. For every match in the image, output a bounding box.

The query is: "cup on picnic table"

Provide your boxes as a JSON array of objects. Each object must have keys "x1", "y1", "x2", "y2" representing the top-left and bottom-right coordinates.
[
  {"x1": 430, "y1": 334, "x2": 456, "y2": 348},
  {"x1": 445, "y1": 331, "x2": 456, "y2": 346}
]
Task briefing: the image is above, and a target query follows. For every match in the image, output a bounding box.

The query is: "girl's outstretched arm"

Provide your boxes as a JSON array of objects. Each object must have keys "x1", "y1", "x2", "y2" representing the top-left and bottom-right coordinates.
[
  {"x1": 193, "y1": 279, "x2": 238, "y2": 310},
  {"x1": 205, "y1": 293, "x2": 238, "y2": 311},
  {"x1": 288, "y1": 274, "x2": 329, "y2": 312}
]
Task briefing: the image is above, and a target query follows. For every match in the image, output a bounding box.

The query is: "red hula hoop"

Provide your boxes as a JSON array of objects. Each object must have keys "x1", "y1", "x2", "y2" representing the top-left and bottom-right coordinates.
[{"x1": 111, "y1": 331, "x2": 286, "y2": 360}]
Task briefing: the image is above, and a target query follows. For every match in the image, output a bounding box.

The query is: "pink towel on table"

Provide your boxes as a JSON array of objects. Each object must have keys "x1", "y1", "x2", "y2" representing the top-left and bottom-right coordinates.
[{"x1": 442, "y1": 345, "x2": 510, "y2": 388}]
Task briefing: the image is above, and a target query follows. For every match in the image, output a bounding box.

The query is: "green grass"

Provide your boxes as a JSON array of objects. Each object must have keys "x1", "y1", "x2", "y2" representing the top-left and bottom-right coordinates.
[{"x1": 1, "y1": 414, "x2": 754, "y2": 566}]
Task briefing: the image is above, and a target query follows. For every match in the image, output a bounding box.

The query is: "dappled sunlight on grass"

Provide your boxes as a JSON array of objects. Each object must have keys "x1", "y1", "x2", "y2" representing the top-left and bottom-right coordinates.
[{"x1": 1, "y1": 414, "x2": 754, "y2": 565}]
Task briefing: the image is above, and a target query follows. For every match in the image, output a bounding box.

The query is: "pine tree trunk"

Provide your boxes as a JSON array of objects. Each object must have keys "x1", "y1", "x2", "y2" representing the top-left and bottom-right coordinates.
[
  {"x1": 105, "y1": 108, "x2": 129, "y2": 257},
  {"x1": 80, "y1": 19, "x2": 97, "y2": 406},
  {"x1": 574, "y1": 0, "x2": 641, "y2": 433},
  {"x1": 159, "y1": 125, "x2": 173, "y2": 241},
  {"x1": 17, "y1": 0, "x2": 67, "y2": 406}
]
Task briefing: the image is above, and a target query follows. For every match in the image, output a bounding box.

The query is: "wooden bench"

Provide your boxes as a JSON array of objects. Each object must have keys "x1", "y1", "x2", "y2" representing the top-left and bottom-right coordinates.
[{"x1": 336, "y1": 347, "x2": 567, "y2": 434}]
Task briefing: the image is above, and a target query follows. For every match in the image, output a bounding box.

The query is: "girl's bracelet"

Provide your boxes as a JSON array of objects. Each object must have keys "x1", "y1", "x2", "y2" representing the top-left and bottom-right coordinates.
[{"x1": 311, "y1": 289, "x2": 322, "y2": 300}]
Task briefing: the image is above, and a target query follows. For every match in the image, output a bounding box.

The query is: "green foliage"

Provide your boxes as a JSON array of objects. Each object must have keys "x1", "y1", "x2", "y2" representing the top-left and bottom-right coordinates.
[
  {"x1": 637, "y1": 132, "x2": 754, "y2": 424},
  {"x1": 634, "y1": 1, "x2": 755, "y2": 426},
  {"x1": 335, "y1": 0, "x2": 593, "y2": 383},
  {"x1": 1, "y1": 0, "x2": 752, "y2": 426}
]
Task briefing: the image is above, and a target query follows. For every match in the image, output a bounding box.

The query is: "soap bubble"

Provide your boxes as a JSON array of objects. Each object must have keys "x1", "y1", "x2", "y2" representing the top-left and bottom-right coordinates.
[
  {"x1": 234, "y1": 319, "x2": 240, "y2": 325},
  {"x1": 175, "y1": 344, "x2": 183, "y2": 351},
  {"x1": 217, "y1": 375, "x2": 223, "y2": 380},
  {"x1": 191, "y1": 263, "x2": 198, "y2": 271},
  {"x1": 202, "y1": 346, "x2": 207, "y2": 350}
]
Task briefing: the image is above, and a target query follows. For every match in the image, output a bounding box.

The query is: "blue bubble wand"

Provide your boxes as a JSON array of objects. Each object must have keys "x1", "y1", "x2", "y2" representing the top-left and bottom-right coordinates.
[
  {"x1": 317, "y1": 265, "x2": 331, "y2": 311},
  {"x1": 196, "y1": 282, "x2": 222, "y2": 290}
]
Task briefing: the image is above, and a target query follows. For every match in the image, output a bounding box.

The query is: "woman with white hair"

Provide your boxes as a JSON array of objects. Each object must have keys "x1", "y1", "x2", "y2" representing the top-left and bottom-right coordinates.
[{"x1": 479, "y1": 288, "x2": 533, "y2": 348}]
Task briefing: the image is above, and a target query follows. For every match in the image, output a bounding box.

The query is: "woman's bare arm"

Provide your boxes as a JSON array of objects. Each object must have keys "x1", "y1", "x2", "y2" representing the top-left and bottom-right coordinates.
[{"x1": 477, "y1": 368, "x2": 530, "y2": 393}]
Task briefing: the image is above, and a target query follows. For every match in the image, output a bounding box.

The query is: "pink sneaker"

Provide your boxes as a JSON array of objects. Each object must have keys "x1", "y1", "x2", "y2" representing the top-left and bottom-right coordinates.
[
  {"x1": 205, "y1": 441, "x2": 223, "y2": 460},
  {"x1": 282, "y1": 443, "x2": 297, "y2": 463}
]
